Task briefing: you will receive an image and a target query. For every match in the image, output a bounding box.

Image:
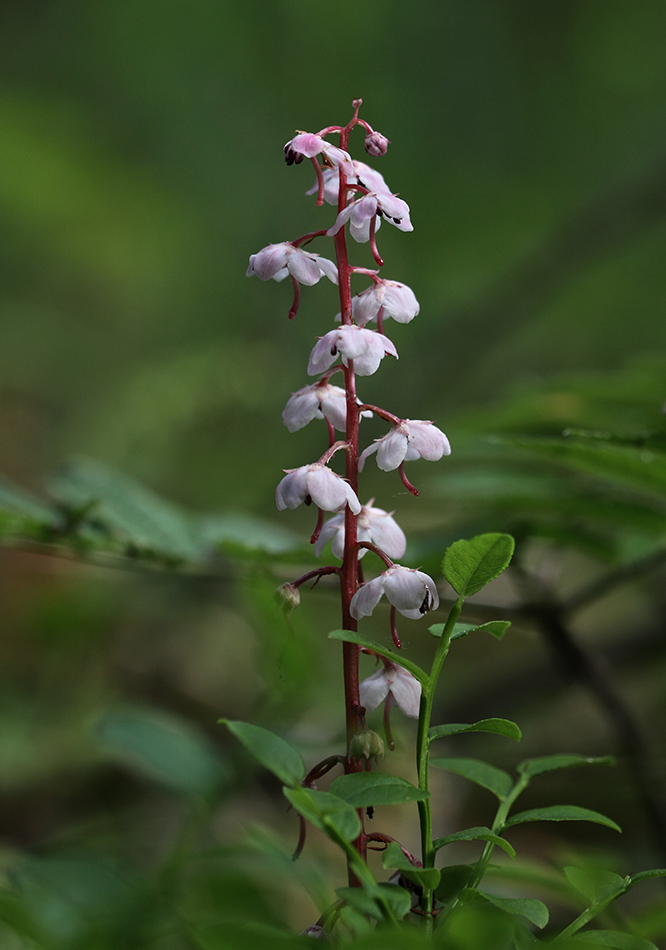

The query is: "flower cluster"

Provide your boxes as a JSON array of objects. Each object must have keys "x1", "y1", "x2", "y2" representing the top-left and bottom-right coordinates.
[{"x1": 247, "y1": 101, "x2": 450, "y2": 740}]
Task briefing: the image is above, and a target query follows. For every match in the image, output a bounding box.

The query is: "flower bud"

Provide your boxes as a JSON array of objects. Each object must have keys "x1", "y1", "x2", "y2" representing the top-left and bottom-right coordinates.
[
  {"x1": 275, "y1": 582, "x2": 300, "y2": 613},
  {"x1": 349, "y1": 728, "x2": 385, "y2": 763},
  {"x1": 365, "y1": 131, "x2": 390, "y2": 157}
]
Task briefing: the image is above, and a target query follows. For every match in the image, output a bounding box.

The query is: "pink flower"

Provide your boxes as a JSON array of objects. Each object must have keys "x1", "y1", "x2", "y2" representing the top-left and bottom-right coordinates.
[
  {"x1": 307, "y1": 326, "x2": 398, "y2": 377},
  {"x1": 246, "y1": 243, "x2": 338, "y2": 286},
  {"x1": 283, "y1": 133, "x2": 352, "y2": 174},
  {"x1": 315, "y1": 502, "x2": 407, "y2": 560},
  {"x1": 360, "y1": 663, "x2": 421, "y2": 719},
  {"x1": 350, "y1": 565, "x2": 439, "y2": 621},
  {"x1": 359, "y1": 420, "x2": 450, "y2": 472},
  {"x1": 352, "y1": 280, "x2": 420, "y2": 327},
  {"x1": 275, "y1": 463, "x2": 361, "y2": 514},
  {"x1": 364, "y1": 131, "x2": 390, "y2": 158},
  {"x1": 282, "y1": 383, "x2": 372, "y2": 432},
  {"x1": 306, "y1": 160, "x2": 392, "y2": 206},
  {"x1": 328, "y1": 192, "x2": 413, "y2": 243}
]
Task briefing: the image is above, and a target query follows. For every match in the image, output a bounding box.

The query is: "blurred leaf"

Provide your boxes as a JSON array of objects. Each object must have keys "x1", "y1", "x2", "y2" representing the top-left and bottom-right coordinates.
[
  {"x1": 434, "y1": 865, "x2": 475, "y2": 903},
  {"x1": 98, "y1": 708, "x2": 226, "y2": 796},
  {"x1": 429, "y1": 718, "x2": 521, "y2": 741},
  {"x1": 564, "y1": 866, "x2": 628, "y2": 903},
  {"x1": 442, "y1": 533, "x2": 515, "y2": 598},
  {"x1": 327, "y1": 630, "x2": 429, "y2": 684},
  {"x1": 433, "y1": 826, "x2": 516, "y2": 859},
  {"x1": 429, "y1": 620, "x2": 511, "y2": 641},
  {"x1": 200, "y1": 512, "x2": 306, "y2": 557},
  {"x1": 381, "y1": 842, "x2": 441, "y2": 890},
  {"x1": 573, "y1": 932, "x2": 657, "y2": 950},
  {"x1": 221, "y1": 720, "x2": 304, "y2": 787},
  {"x1": 50, "y1": 457, "x2": 203, "y2": 562},
  {"x1": 335, "y1": 883, "x2": 412, "y2": 922},
  {"x1": 0, "y1": 473, "x2": 55, "y2": 524},
  {"x1": 429, "y1": 757, "x2": 513, "y2": 800},
  {"x1": 518, "y1": 754, "x2": 616, "y2": 777},
  {"x1": 329, "y1": 771, "x2": 429, "y2": 807},
  {"x1": 460, "y1": 888, "x2": 549, "y2": 929},
  {"x1": 284, "y1": 787, "x2": 360, "y2": 843},
  {"x1": 506, "y1": 806, "x2": 621, "y2": 832}
]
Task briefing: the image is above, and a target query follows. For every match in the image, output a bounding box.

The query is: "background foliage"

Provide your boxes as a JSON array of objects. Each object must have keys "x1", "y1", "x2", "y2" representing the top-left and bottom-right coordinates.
[{"x1": 1, "y1": 1, "x2": 666, "y2": 946}]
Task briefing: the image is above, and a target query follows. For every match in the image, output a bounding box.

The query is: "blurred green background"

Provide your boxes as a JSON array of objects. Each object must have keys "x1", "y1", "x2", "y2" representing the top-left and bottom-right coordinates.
[{"x1": 2, "y1": 1, "x2": 666, "y2": 947}]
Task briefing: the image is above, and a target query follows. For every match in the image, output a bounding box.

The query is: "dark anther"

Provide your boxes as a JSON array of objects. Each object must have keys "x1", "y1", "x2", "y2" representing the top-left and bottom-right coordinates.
[
  {"x1": 284, "y1": 145, "x2": 304, "y2": 166},
  {"x1": 366, "y1": 806, "x2": 374, "y2": 819},
  {"x1": 304, "y1": 494, "x2": 312, "y2": 506},
  {"x1": 419, "y1": 591, "x2": 431, "y2": 615},
  {"x1": 392, "y1": 216, "x2": 401, "y2": 224},
  {"x1": 377, "y1": 208, "x2": 384, "y2": 217},
  {"x1": 330, "y1": 344, "x2": 338, "y2": 356}
]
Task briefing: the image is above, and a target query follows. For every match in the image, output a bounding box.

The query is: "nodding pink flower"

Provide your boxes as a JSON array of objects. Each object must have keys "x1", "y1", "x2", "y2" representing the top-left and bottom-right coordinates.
[
  {"x1": 328, "y1": 192, "x2": 413, "y2": 243},
  {"x1": 283, "y1": 133, "x2": 352, "y2": 174},
  {"x1": 307, "y1": 326, "x2": 398, "y2": 378},
  {"x1": 359, "y1": 420, "x2": 450, "y2": 472},
  {"x1": 352, "y1": 280, "x2": 420, "y2": 327},
  {"x1": 282, "y1": 382, "x2": 371, "y2": 432},
  {"x1": 364, "y1": 131, "x2": 390, "y2": 157},
  {"x1": 350, "y1": 565, "x2": 439, "y2": 621},
  {"x1": 360, "y1": 662, "x2": 421, "y2": 719},
  {"x1": 276, "y1": 463, "x2": 361, "y2": 514},
  {"x1": 306, "y1": 160, "x2": 393, "y2": 206},
  {"x1": 246, "y1": 243, "x2": 338, "y2": 286},
  {"x1": 315, "y1": 502, "x2": 407, "y2": 560}
]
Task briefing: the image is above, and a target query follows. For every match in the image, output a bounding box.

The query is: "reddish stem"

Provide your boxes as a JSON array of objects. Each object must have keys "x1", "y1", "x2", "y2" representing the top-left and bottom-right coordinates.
[
  {"x1": 390, "y1": 605, "x2": 402, "y2": 649},
  {"x1": 292, "y1": 229, "x2": 329, "y2": 248},
  {"x1": 383, "y1": 691, "x2": 395, "y2": 751},
  {"x1": 369, "y1": 214, "x2": 384, "y2": 267},
  {"x1": 288, "y1": 275, "x2": 300, "y2": 320},
  {"x1": 290, "y1": 565, "x2": 341, "y2": 589},
  {"x1": 398, "y1": 462, "x2": 419, "y2": 497},
  {"x1": 357, "y1": 404, "x2": 402, "y2": 426},
  {"x1": 356, "y1": 541, "x2": 394, "y2": 569},
  {"x1": 310, "y1": 507, "x2": 325, "y2": 545},
  {"x1": 310, "y1": 156, "x2": 326, "y2": 206}
]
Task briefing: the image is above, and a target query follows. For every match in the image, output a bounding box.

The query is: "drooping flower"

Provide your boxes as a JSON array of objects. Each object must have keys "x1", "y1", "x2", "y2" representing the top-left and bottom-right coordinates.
[
  {"x1": 306, "y1": 160, "x2": 393, "y2": 206},
  {"x1": 315, "y1": 502, "x2": 406, "y2": 560},
  {"x1": 307, "y1": 326, "x2": 398, "y2": 377},
  {"x1": 246, "y1": 243, "x2": 338, "y2": 286},
  {"x1": 282, "y1": 382, "x2": 372, "y2": 433},
  {"x1": 360, "y1": 662, "x2": 421, "y2": 719},
  {"x1": 359, "y1": 420, "x2": 450, "y2": 472},
  {"x1": 364, "y1": 131, "x2": 390, "y2": 157},
  {"x1": 352, "y1": 280, "x2": 420, "y2": 327},
  {"x1": 328, "y1": 192, "x2": 413, "y2": 243},
  {"x1": 350, "y1": 565, "x2": 439, "y2": 621},
  {"x1": 275, "y1": 463, "x2": 361, "y2": 514},
  {"x1": 283, "y1": 132, "x2": 352, "y2": 174}
]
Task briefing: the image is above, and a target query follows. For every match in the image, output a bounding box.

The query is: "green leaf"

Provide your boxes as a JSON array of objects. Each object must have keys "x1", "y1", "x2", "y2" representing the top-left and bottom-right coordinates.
[
  {"x1": 381, "y1": 842, "x2": 441, "y2": 890},
  {"x1": 329, "y1": 771, "x2": 429, "y2": 807},
  {"x1": 430, "y1": 620, "x2": 511, "y2": 641},
  {"x1": 433, "y1": 826, "x2": 516, "y2": 859},
  {"x1": 442, "y1": 533, "x2": 515, "y2": 598},
  {"x1": 98, "y1": 708, "x2": 227, "y2": 796},
  {"x1": 0, "y1": 473, "x2": 55, "y2": 522},
  {"x1": 574, "y1": 931, "x2": 657, "y2": 950},
  {"x1": 460, "y1": 889, "x2": 549, "y2": 929},
  {"x1": 434, "y1": 865, "x2": 475, "y2": 903},
  {"x1": 284, "y1": 787, "x2": 361, "y2": 843},
  {"x1": 629, "y1": 868, "x2": 666, "y2": 886},
  {"x1": 335, "y1": 883, "x2": 412, "y2": 921},
  {"x1": 429, "y1": 718, "x2": 522, "y2": 742},
  {"x1": 327, "y1": 630, "x2": 429, "y2": 684},
  {"x1": 506, "y1": 806, "x2": 621, "y2": 833},
  {"x1": 221, "y1": 720, "x2": 305, "y2": 786},
  {"x1": 518, "y1": 754, "x2": 615, "y2": 777},
  {"x1": 200, "y1": 512, "x2": 305, "y2": 556},
  {"x1": 50, "y1": 457, "x2": 203, "y2": 562},
  {"x1": 429, "y1": 757, "x2": 513, "y2": 800},
  {"x1": 563, "y1": 867, "x2": 628, "y2": 903}
]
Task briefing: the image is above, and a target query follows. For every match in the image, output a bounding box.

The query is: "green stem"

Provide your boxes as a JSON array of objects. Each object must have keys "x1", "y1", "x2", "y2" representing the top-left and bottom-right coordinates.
[
  {"x1": 415, "y1": 599, "x2": 463, "y2": 930},
  {"x1": 470, "y1": 774, "x2": 529, "y2": 888}
]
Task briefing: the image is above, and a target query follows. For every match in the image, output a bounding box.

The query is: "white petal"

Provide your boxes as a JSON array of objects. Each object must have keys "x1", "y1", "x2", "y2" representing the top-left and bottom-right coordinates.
[
  {"x1": 377, "y1": 194, "x2": 413, "y2": 232},
  {"x1": 382, "y1": 282, "x2": 420, "y2": 322},
  {"x1": 307, "y1": 333, "x2": 339, "y2": 376},
  {"x1": 327, "y1": 203, "x2": 354, "y2": 237},
  {"x1": 319, "y1": 386, "x2": 347, "y2": 431},
  {"x1": 336, "y1": 326, "x2": 372, "y2": 361},
  {"x1": 287, "y1": 250, "x2": 324, "y2": 286},
  {"x1": 350, "y1": 575, "x2": 386, "y2": 620},
  {"x1": 389, "y1": 667, "x2": 422, "y2": 719},
  {"x1": 307, "y1": 466, "x2": 360, "y2": 514},
  {"x1": 282, "y1": 388, "x2": 321, "y2": 432},
  {"x1": 314, "y1": 513, "x2": 343, "y2": 557},
  {"x1": 352, "y1": 287, "x2": 381, "y2": 327},
  {"x1": 407, "y1": 421, "x2": 450, "y2": 460},
  {"x1": 248, "y1": 244, "x2": 290, "y2": 280},
  {"x1": 354, "y1": 162, "x2": 392, "y2": 196},
  {"x1": 286, "y1": 132, "x2": 325, "y2": 158},
  {"x1": 275, "y1": 467, "x2": 309, "y2": 510},
  {"x1": 359, "y1": 668, "x2": 391, "y2": 713},
  {"x1": 383, "y1": 567, "x2": 438, "y2": 618},
  {"x1": 376, "y1": 429, "x2": 409, "y2": 472},
  {"x1": 366, "y1": 509, "x2": 407, "y2": 559},
  {"x1": 358, "y1": 441, "x2": 379, "y2": 472},
  {"x1": 313, "y1": 255, "x2": 339, "y2": 284}
]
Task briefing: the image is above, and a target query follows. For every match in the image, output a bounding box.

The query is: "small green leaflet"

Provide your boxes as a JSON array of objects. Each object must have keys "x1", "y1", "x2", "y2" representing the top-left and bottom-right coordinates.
[
  {"x1": 335, "y1": 883, "x2": 412, "y2": 921},
  {"x1": 429, "y1": 757, "x2": 513, "y2": 800},
  {"x1": 433, "y1": 826, "x2": 516, "y2": 859},
  {"x1": 284, "y1": 787, "x2": 361, "y2": 843},
  {"x1": 429, "y1": 620, "x2": 511, "y2": 641},
  {"x1": 563, "y1": 866, "x2": 628, "y2": 903},
  {"x1": 460, "y1": 889, "x2": 549, "y2": 929},
  {"x1": 442, "y1": 533, "x2": 515, "y2": 598},
  {"x1": 220, "y1": 720, "x2": 304, "y2": 786},
  {"x1": 429, "y1": 718, "x2": 521, "y2": 742},
  {"x1": 327, "y1": 630, "x2": 429, "y2": 684},
  {"x1": 329, "y1": 771, "x2": 429, "y2": 807},
  {"x1": 517, "y1": 754, "x2": 615, "y2": 777},
  {"x1": 381, "y1": 842, "x2": 441, "y2": 890},
  {"x1": 506, "y1": 805, "x2": 621, "y2": 833},
  {"x1": 573, "y1": 931, "x2": 657, "y2": 950}
]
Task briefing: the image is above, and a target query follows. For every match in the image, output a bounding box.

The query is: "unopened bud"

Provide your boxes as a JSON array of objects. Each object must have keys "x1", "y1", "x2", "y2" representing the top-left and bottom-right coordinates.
[
  {"x1": 364, "y1": 131, "x2": 390, "y2": 157},
  {"x1": 276, "y1": 582, "x2": 300, "y2": 613},
  {"x1": 349, "y1": 728, "x2": 385, "y2": 763}
]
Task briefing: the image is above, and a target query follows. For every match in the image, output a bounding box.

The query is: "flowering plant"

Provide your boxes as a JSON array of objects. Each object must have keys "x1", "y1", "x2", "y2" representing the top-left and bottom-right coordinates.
[{"x1": 223, "y1": 101, "x2": 666, "y2": 946}]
